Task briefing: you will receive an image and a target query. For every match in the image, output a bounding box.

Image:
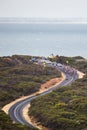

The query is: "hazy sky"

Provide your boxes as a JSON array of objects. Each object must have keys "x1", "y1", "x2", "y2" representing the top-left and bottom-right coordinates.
[{"x1": 0, "y1": 0, "x2": 87, "y2": 18}]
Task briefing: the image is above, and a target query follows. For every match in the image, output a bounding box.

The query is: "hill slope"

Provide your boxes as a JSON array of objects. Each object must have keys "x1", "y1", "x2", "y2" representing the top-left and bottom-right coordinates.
[
  {"x1": 0, "y1": 55, "x2": 60, "y2": 130},
  {"x1": 29, "y1": 56, "x2": 87, "y2": 130}
]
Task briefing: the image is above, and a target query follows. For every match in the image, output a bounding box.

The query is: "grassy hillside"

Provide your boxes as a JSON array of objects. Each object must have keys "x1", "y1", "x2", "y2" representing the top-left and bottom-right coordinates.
[
  {"x1": 0, "y1": 55, "x2": 60, "y2": 130},
  {"x1": 29, "y1": 56, "x2": 87, "y2": 130}
]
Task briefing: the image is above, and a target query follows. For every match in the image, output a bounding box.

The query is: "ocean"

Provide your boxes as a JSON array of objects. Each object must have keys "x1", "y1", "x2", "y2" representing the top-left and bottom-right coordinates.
[{"x1": 0, "y1": 23, "x2": 87, "y2": 59}]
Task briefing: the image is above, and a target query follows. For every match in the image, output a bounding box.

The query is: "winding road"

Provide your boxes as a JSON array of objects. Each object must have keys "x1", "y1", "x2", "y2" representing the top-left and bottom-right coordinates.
[{"x1": 8, "y1": 62, "x2": 79, "y2": 128}]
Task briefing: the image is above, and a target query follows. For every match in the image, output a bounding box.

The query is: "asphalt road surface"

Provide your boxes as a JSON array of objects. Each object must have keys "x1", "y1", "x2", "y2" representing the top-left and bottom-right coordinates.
[{"x1": 9, "y1": 63, "x2": 78, "y2": 128}]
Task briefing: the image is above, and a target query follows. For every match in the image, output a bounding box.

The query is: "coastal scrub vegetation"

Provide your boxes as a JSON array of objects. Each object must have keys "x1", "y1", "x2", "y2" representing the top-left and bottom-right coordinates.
[
  {"x1": 0, "y1": 55, "x2": 60, "y2": 130},
  {"x1": 48, "y1": 55, "x2": 87, "y2": 73},
  {"x1": 29, "y1": 56, "x2": 87, "y2": 130},
  {"x1": 0, "y1": 55, "x2": 60, "y2": 107},
  {"x1": 0, "y1": 110, "x2": 38, "y2": 130}
]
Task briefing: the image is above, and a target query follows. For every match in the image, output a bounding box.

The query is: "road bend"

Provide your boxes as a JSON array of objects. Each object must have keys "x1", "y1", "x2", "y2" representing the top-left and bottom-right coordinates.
[{"x1": 8, "y1": 64, "x2": 78, "y2": 128}]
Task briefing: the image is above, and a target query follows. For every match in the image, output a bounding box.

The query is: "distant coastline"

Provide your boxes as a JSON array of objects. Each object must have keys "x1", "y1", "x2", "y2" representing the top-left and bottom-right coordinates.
[{"x1": 0, "y1": 17, "x2": 87, "y2": 24}]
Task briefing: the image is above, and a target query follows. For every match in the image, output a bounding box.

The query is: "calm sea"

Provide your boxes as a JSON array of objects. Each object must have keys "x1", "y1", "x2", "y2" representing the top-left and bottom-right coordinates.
[{"x1": 0, "y1": 23, "x2": 87, "y2": 58}]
